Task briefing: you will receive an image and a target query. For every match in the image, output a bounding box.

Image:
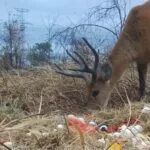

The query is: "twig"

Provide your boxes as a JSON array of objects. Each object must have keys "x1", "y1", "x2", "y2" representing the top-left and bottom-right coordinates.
[
  {"x1": 32, "y1": 134, "x2": 43, "y2": 148},
  {"x1": 0, "y1": 141, "x2": 12, "y2": 150},
  {"x1": 122, "y1": 87, "x2": 139, "y2": 137},
  {"x1": 63, "y1": 115, "x2": 70, "y2": 135},
  {"x1": 124, "y1": 87, "x2": 132, "y2": 127},
  {"x1": 132, "y1": 111, "x2": 143, "y2": 126},
  {"x1": 69, "y1": 122, "x2": 85, "y2": 150},
  {"x1": 1, "y1": 113, "x2": 44, "y2": 129},
  {"x1": 0, "y1": 117, "x2": 7, "y2": 126},
  {"x1": 52, "y1": 23, "x2": 118, "y2": 40},
  {"x1": 38, "y1": 90, "x2": 43, "y2": 117},
  {"x1": 114, "y1": 87, "x2": 126, "y2": 105}
]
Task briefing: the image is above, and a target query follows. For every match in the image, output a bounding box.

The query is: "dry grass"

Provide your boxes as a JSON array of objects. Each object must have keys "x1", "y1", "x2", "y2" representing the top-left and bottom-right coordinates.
[
  {"x1": 0, "y1": 66, "x2": 88, "y2": 115},
  {"x1": 0, "y1": 65, "x2": 149, "y2": 149}
]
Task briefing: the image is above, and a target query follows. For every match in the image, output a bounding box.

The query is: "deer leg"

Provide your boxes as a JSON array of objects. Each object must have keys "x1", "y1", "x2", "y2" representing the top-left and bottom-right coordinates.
[{"x1": 137, "y1": 62, "x2": 148, "y2": 100}]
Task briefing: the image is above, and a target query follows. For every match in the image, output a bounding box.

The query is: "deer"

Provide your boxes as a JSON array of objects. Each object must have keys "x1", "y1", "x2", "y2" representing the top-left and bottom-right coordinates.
[{"x1": 54, "y1": 1, "x2": 150, "y2": 108}]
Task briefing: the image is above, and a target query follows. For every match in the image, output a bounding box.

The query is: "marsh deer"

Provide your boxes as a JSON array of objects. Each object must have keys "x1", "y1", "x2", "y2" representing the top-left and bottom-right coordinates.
[{"x1": 55, "y1": 1, "x2": 150, "y2": 108}]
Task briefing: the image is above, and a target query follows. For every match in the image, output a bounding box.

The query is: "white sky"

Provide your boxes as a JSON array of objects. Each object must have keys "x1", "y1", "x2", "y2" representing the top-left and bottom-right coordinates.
[
  {"x1": 0, "y1": 0, "x2": 145, "y2": 44},
  {"x1": 0, "y1": 0, "x2": 144, "y2": 26}
]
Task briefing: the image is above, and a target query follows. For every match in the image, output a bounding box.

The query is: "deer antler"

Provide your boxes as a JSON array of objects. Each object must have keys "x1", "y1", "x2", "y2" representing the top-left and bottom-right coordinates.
[
  {"x1": 54, "y1": 63, "x2": 88, "y2": 80},
  {"x1": 54, "y1": 37, "x2": 99, "y2": 81},
  {"x1": 82, "y1": 38, "x2": 99, "y2": 80}
]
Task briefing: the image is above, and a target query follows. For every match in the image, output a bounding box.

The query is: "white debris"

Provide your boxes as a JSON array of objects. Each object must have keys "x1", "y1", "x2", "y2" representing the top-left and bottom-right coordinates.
[
  {"x1": 78, "y1": 117, "x2": 85, "y2": 123},
  {"x1": 98, "y1": 138, "x2": 106, "y2": 144},
  {"x1": 53, "y1": 129, "x2": 57, "y2": 132},
  {"x1": 109, "y1": 125, "x2": 143, "y2": 139},
  {"x1": 68, "y1": 114, "x2": 75, "y2": 118},
  {"x1": 142, "y1": 106, "x2": 150, "y2": 114},
  {"x1": 3, "y1": 141, "x2": 12, "y2": 147},
  {"x1": 57, "y1": 124, "x2": 64, "y2": 130},
  {"x1": 121, "y1": 128, "x2": 135, "y2": 138},
  {"x1": 42, "y1": 132, "x2": 49, "y2": 136},
  {"x1": 89, "y1": 121, "x2": 97, "y2": 126},
  {"x1": 119, "y1": 125, "x2": 127, "y2": 131},
  {"x1": 110, "y1": 132, "x2": 122, "y2": 138},
  {"x1": 26, "y1": 132, "x2": 32, "y2": 136},
  {"x1": 132, "y1": 134, "x2": 150, "y2": 149}
]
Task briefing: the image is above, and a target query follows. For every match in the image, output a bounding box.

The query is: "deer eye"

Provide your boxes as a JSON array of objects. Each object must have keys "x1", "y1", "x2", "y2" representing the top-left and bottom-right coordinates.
[{"x1": 92, "y1": 90, "x2": 99, "y2": 97}]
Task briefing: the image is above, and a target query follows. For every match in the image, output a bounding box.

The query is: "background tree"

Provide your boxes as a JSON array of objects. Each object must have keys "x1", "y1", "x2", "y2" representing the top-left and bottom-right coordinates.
[
  {"x1": 28, "y1": 42, "x2": 52, "y2": 66},
  {"x1": 2, "y1": 19, "x2": 20, "y2": 69},
  {"x1": 1, "y1": 11, "x2": 27, "y2": 69}
]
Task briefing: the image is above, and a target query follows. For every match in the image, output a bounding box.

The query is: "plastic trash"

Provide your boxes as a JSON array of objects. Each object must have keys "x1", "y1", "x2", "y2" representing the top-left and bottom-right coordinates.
[
  {"x1": 107, "y1": 142, "x2": 122, "y2": 150},
  {"x1": 67, "y1": 115, "x2": 96, "y2": 134},
  {"x1": 3, "y1": 141, "x2": 12, "y2": 147},
  {"x1": 141, "y1": 106, "x2": 150, "y2": 114}
]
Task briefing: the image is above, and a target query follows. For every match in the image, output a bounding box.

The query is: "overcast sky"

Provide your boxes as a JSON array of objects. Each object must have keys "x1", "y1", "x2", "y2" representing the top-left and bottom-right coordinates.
[{"x1": 0, "y1": 0, "x2": 144, "y2": 44}]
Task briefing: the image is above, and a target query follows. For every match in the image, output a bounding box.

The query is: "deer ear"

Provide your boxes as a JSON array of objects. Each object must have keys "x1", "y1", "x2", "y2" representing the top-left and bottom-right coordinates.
[{"x1": 99, "y1": 63, "x2": 112, "y2": 81}]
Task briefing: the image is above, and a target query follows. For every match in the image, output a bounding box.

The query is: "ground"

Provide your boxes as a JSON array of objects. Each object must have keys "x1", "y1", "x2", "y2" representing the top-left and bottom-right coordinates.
[{"x1": 0, "y1": 65, "x2": 150, "y2": 150}]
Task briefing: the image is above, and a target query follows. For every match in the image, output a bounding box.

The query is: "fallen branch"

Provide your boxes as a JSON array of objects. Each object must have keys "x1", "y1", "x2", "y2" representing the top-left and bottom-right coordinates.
[
  {"x1": 1, "y1": 113, "x2": 44, "y2": 129},
  {"x1": 0, "y1": 141, "x2": 12, "y2": 150}
]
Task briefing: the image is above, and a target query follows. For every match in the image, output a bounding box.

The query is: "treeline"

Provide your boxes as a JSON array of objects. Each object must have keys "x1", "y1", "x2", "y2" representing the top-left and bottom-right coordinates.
[{"x1": 0, "y1": 0, "x2": 129, "y2": 70}]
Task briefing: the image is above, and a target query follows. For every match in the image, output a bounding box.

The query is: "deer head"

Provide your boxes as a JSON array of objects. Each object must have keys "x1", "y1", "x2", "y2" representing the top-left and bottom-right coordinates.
[{"x1": 54, "y1": 38, "x2": 113, "y2": 108}]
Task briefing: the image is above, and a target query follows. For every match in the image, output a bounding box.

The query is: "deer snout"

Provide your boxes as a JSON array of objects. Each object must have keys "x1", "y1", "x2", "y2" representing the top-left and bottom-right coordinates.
[{"x1": 92, "y1": 90, "x2": 99, "y2": 97}]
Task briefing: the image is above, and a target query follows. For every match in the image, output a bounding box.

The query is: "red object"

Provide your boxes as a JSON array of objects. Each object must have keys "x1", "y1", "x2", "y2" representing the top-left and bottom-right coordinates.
[
  {"x1": 68, "y1": 117, "x2": 96, "y2": 135},
  {"x1": 107, "y1": 124, "x2": 118, "y2": 133},
  {"x1": 106, "y1": 116, "x2": 139, "y2": 133},
  {"x1": 123, "y1": 116, "x2": 139, "y2": 125}
]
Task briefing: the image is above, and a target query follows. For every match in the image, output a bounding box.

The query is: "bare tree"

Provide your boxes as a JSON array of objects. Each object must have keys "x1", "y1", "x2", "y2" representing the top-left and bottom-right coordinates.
[
  {"x1": 44, "y1": 16, "x2": 64, "y2": 62},
  {"x1": 54, "y1": 0, "x2": 128, "y2": 41},
  {"x1": 3, "y1": 18, "x2": 19, "y2": 68},
  {"x1": 2, "y1": 12, "x2": 27, "y2": 69},
  {"x1": 50, "y1": 0, "x2": 128, "y2": 63},
  {"x1": 88, "y1": 0, "x2": 128, "y2": 39}
]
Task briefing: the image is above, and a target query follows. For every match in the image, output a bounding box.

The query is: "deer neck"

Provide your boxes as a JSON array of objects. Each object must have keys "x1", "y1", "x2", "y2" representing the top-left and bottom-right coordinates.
[{"x1": 108, "y1": 35, "x2": 136, "y2": 85}]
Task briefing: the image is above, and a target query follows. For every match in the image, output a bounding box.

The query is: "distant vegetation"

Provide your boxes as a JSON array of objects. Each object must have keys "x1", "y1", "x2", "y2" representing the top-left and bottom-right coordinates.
[{"x1": 0, "y1": 0, "x2": 129, "y2": 69}]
